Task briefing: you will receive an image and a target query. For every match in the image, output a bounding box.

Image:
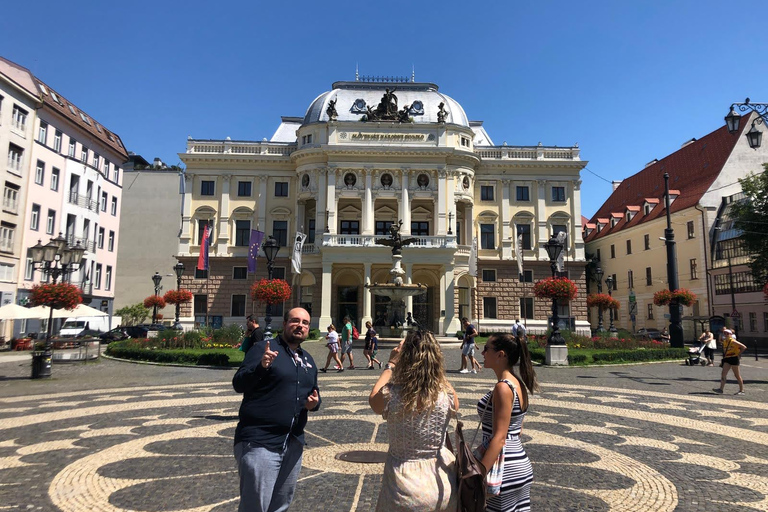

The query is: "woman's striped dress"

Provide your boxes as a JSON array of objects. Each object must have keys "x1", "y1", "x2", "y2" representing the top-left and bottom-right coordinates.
[{"x1": 478, "y1": 379, "x2": 532, "y2": 512}]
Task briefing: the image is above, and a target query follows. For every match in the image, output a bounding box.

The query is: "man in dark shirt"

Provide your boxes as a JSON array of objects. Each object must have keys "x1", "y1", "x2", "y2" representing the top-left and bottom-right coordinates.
[
  {"x1": 232, "y1": 307, "x2": 320, "y2": 512},
  {"x1": 239, "y1": 315, "x2": 264, "y2": 354}
]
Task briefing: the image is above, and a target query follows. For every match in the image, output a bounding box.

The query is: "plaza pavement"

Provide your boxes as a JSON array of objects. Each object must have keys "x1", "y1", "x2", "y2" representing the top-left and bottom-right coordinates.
[{"x1": 0, "y1": 341, "x2": 766, "y2": 512}]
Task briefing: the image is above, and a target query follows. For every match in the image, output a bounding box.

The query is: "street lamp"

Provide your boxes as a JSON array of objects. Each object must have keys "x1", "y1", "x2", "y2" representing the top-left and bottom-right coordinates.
[
  {"x1": 447, "y1": 211, "x2": 453, "y2": 235},
  {"x1": 151, "y1": 272, "x2": 162, "y2": 325},
  {"x1": 662, "y1": 173, "x2": 683, "y2": 348},
  {"x1": 173, "y1": 262, "x2": 184, "y2": 329},
  {"x1": 543, "y1": 235, "x2": 565, "y2": 345},
  {"x1": 594, "y1": 263, "x2": 605, "y2": 332},
  {"x1": 29, "y1": 234, "x2": 86, "y2": 379},
  {"x1": 724, "y1": 99, "x2": 767, "y2": 149},
  {"x1": 262, "y1": 236, "x2": 280, "y2": 338},
  {"x1": 605, "y1": 275, "x2": 617, "y2": 333}
]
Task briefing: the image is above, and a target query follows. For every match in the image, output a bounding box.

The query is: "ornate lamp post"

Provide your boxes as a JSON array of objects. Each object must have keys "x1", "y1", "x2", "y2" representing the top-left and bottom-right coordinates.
[
  {"x1": 262, "y1": 236, "x2": 280, "y2": 338},
  {"x1": 543, "y1": 235, "x2": 565, "y2": 345},
  {"x1": 173, "y1": 262, "x2": 184, "y2": 329},
  {"x1": 151, "y1": 272, "x2": 162, "y2": 325},
  {"x1": 30, "y1": 234, "x2": 86, "y2": 379},
  {"x1": 725, "y1": 99, "x2": 767, "y2": 149},
  {"x1": 605, "y1": 275, "x2": 617, "y2": 333},
  {"x1": 662, "y1": 173, "x2": 683, "y2": 348},
  {"x1": 594, "y1": 263, "x2": 605, "y2": 332}
]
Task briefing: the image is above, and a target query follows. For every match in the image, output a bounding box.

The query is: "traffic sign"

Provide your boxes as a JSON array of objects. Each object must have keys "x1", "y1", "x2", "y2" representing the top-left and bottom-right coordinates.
[
  {"x1": 629, "y1": 290, "x2": 636, "y2": 303},
  {"x1": 629, "y1": 302, "x2": 638, "y2": 315},
  {"x1": 731, "y1": 310, "x2": 740, "y2": 319}
]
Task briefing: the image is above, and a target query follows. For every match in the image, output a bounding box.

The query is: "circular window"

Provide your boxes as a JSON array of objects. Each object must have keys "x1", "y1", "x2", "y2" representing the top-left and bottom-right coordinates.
[
  {"x1": 417, "y1": 174, "x2": 430, "y2": 187},
  {"x1": 381, "y1": 173, "x2": 393, "y2": 187},
  {"x1": 302, "y1": 174, "x2": 310, "y2": 187},
  {"x1": 463, "y1": 177, "x2": 470, "y2": 190},
  {"x1": 344, "y1": 173, "x2": 357, "y2": 187},
  {"x1": 354, "y1": 99, "x2": 366, "y2": 111}
]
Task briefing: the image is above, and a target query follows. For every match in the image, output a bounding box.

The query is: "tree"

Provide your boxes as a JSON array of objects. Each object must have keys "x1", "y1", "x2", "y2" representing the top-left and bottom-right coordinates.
[
  {"x1": 730, "y1": 164, "x2": 768, "y2": 285},
  {"x1": 115, "y1": 303, "x2": 150, "y2": 326}
]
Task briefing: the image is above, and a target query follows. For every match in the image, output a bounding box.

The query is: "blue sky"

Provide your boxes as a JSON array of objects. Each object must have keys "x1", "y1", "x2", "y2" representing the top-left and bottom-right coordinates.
[{"x1": 2, "y1": 1, "x2": 766, "y2": 217}]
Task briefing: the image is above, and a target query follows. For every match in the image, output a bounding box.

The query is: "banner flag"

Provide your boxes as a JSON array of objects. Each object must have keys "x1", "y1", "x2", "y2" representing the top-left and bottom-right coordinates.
[
  {"x1": 197, "y1": 224, "x2": 211, "y2": 271},
  {"x1": 469, "y1": 236, "x2": 478, "y2": 277},
  {"x1": 247, "y1": 230, "x2": 266, "y2": 273},
  {"x1": 556, "y1": 231, "x2": 568, "y2": 273},
  {"x1": 291, "y1": 232, "x2": 307, "y2": 274},
  {"x1": 515, "y1": 234, "x2": 524, "y2": 279}
]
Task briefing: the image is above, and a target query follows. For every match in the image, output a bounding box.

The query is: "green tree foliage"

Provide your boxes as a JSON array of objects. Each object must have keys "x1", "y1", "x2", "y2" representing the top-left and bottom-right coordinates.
[
  {"x1": 115, "y1": 303, "x2": 150, "y2": 326},
  {"x1": 730, "y1": 164, "x2": 768, "y2": 285}
]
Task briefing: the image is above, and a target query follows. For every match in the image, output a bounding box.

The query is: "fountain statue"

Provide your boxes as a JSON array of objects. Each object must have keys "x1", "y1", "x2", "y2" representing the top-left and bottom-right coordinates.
[{"x1": 366, "y1": 221, "x2": 426, "y2": 337}]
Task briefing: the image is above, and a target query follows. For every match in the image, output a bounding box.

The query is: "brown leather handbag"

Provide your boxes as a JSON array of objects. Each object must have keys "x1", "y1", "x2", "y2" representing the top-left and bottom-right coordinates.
[{"x1": 455, "y1": 420, "x2": 487, "y2": 512}]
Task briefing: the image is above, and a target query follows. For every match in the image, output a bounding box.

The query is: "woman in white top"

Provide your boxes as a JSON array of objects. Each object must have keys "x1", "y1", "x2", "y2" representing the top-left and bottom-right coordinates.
[
  {"x1": 699, "y1": 330, "x2": 716, "y2": 366},
  {"x1": 319, "y1": 324, "x2": 344, "y2": 373}
]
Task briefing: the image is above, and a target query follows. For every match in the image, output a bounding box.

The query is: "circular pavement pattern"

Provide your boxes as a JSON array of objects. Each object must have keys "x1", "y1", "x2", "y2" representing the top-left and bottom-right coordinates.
[{"x1": 1, "y1": 374, "x2": 767, "y2": 511}]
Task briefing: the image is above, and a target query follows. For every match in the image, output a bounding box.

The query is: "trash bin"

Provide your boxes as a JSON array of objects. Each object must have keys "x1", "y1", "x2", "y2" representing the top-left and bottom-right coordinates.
[{"x1": 31, "y1": 350, "x2": 52, "y2": 379}]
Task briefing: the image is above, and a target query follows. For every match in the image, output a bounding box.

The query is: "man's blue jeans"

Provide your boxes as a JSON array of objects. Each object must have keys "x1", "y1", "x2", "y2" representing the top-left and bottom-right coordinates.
[{"x1": 234, "y1": 438, "x2": 304, "y2": 512}]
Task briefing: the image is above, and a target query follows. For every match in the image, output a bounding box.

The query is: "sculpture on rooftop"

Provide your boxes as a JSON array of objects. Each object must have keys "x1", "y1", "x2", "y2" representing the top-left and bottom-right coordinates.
[
  {"x1": 437, "y1": 102, "x2": 448, "y2": 123},
  {"x1": 361, "y1": 87, "x2": 412, "y2": 123},
  {"x1": 326, "y1": 99, "x2": 338, "y2": 121}
]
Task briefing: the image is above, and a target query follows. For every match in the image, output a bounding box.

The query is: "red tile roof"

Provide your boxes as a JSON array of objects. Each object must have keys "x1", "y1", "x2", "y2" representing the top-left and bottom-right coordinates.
[{"x1": 584, "y1": 115, "x2": 752, "y2": 243}]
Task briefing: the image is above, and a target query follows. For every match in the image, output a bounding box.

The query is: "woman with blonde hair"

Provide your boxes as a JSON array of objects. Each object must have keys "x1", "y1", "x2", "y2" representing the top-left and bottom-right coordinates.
[
  {"x1": 369, "y1": 330, "x2": 458, "y2": 512},
  {"x1": 479, "y1": 332, "x2": 539, "y2": 512}
]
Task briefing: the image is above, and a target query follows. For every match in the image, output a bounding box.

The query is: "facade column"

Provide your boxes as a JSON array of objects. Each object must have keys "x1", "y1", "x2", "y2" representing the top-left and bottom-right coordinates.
[
  {"x1": 442, "y1": 264, "x2": 460, "y2": 335},
  {"x1": 362, "y1": 261, "x2": 372, "y2": 326},
  {"x1": 571, "y1": 179, "x2": 585, "y2": 261},
  {"x1": 437, "y1": 168, "x2": 448, "y2": 235},
  {"x1": 501, "y1": 179, "x2": 512, "y2": 260},
  {"x1": 405, "y1": 263, "x2": 413, "y2": 314},
  {"x1": 319, "y1": 261, "x2": 333, "y2": 329},
  {"x1": 217, "y1": 174, "x2": 231, "y2": 255},
  {"x1": 297, "y1": 200, "x2": 306, "y2": 233},
  {"x1": 465, "y1": 203, "x2": 474, "y2": 245},
  {"x1": 257, "y1": 175, "x2": 268, "y2": 232},
  {"x1": 316, "y1": 168, "x2": 327, "y2": 240},
  {"x1": 328, "y1": 168, "x2": 337, "y2": 234},
  {"x1": 400, "y1": 168, "x2": 411, "y2": 234},
  {"x1": 363, "y1": 168, "x2": 373, "y2": 235},
  {"x1": 536, "y1": 179, "x2": 548, "y2": 260}
]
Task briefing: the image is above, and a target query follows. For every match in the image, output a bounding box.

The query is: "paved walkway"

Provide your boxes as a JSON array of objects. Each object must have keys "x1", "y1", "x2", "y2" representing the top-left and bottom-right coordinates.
[{"x1": 0, "y1": 342, "x2": 766, "y2": 511}]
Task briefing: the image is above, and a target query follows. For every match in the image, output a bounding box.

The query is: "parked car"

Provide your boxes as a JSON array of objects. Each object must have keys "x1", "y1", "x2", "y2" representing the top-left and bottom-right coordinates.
[
  {"x1": 99, "y1": 327, "x2": 129, "y2": 343},
  {"x1": 636, "y1": 328, "x2": 663, "y2": 341},
  {"x1": 125, "y1": 324, "x2": 166, "y2": 339}
]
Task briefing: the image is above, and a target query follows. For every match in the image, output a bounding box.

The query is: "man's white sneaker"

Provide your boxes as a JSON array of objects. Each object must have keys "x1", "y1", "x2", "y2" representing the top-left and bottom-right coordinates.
[{"x1": 459, "y1": 369, "x2": 469, "y2": 374}]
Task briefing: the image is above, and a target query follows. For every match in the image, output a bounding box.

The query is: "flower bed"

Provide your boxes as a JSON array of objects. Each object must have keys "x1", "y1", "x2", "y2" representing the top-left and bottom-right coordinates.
[
  {"x1": 106, "y1": 340, "x2": 230, "y2": 366},
  {"x1": 533, "y1": 277, "x2": 578, "y2": 301}
]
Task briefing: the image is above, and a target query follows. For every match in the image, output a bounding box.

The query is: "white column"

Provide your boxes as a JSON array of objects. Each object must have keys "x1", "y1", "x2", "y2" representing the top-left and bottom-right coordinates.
[
  {"x1": 217, "y1": 174, "x2": 231, "y2": 255},
  {"x1": 362, "y1": 262, "x2": 372, "y2": 326},
  {"x1": 571, "y1": 179, "x2": 585, "y2": 260},
  {"x1": 327, "y1": 169, "x2": 337, "y2": 234},
  {"x1": 319, "y1": 261, "x2": 333, "y2": 328},
  {"x1": 400, "y1": 168, "x2": 411, "y2": 234},
  {"x1": 297, "y1": 200, "x2": 306, "y2": 233},
  {"x1": 465, "y1": 203, "x2": 474, "y2": 245},
  {"x1": 501, "y1": 179, "x2": 512, "y2": 260},
  {"x1": 257, "y1": 175, "x2": 268, "y2": 231},
  {"x1": 536, "y1": 179, "x2": 548, "y2": 259},
  {"x1": 437, "y1": 169, "x2": 447, "y2": 235},
  {"x1": 363, "y1": 169, "x2": 373, "y2": 235},
  {"x1": 405, "y1": 263, "x2": 413, "y2": 313},
  {"x1": 316, "y1": 168, "x2": 327, "y2": 239},
  {"x1": 442, "y1": 264, "x2": 460, "y2": 335}
]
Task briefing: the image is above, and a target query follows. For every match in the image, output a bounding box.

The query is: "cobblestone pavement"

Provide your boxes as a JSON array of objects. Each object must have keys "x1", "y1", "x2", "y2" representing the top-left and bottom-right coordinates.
[{"x1": 1, "y1": 342, "x2": 767, "y2": 511}]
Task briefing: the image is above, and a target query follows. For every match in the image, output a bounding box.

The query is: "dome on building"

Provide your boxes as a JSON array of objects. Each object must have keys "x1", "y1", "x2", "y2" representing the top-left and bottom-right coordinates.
[{"x1": 302, "y1": 81, "x2": 470, "y2": 127}]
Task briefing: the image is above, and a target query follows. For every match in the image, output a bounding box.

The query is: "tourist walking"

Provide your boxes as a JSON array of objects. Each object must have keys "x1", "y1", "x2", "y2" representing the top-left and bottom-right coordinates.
[
  {"x1": 479, "y1": 332, "x2": 539, "y2": 512},
  {"x1": 459, "y1": 317, "x2": 479, "y2": 373},
  {"x1": 339, "y1": 316, "x2": 356, "y2": 369},
  {"x1": 699, "y1": 330, "x2": 716, "y2": 366},
  {"x1": 364, "y1": 321, "x2": 382, "y2": 369},
  {"x1": 320, "y1": 324, "x2": 344, "y2": 373},
  {"x1": 239, "y1": 315, "x2": 264, "y2": 354},
  {"x1": 232, "y1": 308, "x2": 321, "y2": 512},
  {"x1": 713, "y1": 327, "x2": 747, "y2": 395},
  {"x1": 369, "y1": 330, "x2": 459, "y2": 512}
]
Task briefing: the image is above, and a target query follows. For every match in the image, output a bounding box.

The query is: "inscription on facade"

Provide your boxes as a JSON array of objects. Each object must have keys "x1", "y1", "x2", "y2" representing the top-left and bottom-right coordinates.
[{"x1": 350, "y1": 133, "x2": 426, "y2": 142}]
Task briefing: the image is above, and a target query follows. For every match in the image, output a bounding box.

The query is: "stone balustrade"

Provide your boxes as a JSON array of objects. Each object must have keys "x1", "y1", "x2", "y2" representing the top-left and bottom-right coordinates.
[{"x1": 474, "y1": 145, "x2": 579, "y2": 161}]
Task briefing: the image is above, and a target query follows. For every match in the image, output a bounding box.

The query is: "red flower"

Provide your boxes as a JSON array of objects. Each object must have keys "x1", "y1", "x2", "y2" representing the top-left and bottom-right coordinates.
[
  {"x1": 251, "y1": 279, "x2": 292, "y2": 305},
  {"x1": 30, "y1": 283, "x2": 83, "y2": 310},
  {"x1": 586, "y1": 293, "x2": 619, "y2": 310},
  {"x1": 163, "y1": 289, "x2": 193, "y2": 305},
  {"x1": 533, "y1": 277, "x2": 578, "y2": 301},
  {"x1": 143, "y1": 295, "x2": 166, "y2": 309},
  {"x1": 653, "y1": 288, "x2": 697, "y2": 307}
]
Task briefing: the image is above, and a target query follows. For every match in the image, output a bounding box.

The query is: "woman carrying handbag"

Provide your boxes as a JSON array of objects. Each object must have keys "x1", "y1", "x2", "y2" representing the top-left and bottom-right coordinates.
[{"x1": 478, "y1": 333, "x2": 538, "y2": 512}]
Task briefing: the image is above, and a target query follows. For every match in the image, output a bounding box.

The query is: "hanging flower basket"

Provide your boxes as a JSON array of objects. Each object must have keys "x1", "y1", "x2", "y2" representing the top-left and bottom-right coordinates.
[
  {"x1": 30, "y1": 283, "x2": 83, "y2": 310},
  {"x1": 143, "y1": 295, "x2": 166, "y2": 309},
  {"x1": 164, "y1": 289, "x2": 193, "y2": 305},
  {"x1": 653, "y1": 288, "x2": 697, "y2": 307},
  {"x1": 533, "y1": 277, "x2": 578, "y2": 301},
  {"x1": 251, "y1": 278, "x2": 292, "y2": 305},
  {"x1": 586, "y1": 293, "x2": 620, "y2": 310}
]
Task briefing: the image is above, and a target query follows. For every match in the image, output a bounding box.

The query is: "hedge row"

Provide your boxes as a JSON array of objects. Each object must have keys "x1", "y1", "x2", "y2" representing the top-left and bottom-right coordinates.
[
  {"x1": 106, "y1": 343, "x2": 229, "y2": 366},
  {"x1": 568, "y1": 354, "x2": 588, "y2": 364},
  {"x1": 591, "y1": 348, "x2": 687, "y2": 363}
]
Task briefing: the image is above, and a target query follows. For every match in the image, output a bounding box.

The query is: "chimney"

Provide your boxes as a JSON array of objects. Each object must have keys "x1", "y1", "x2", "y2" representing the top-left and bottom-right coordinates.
[{"x1": 611, "y1": 180, "x2": 623, "y2": 191}]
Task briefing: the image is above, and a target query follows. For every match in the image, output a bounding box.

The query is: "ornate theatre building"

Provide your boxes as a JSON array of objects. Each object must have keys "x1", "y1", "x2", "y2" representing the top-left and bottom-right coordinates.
[{"x1": 178, "y1": 78, "x2": 589, "y2": 335}]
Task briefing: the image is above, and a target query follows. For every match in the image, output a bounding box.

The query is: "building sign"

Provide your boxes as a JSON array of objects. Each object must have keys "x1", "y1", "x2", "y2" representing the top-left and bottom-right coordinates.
[{"x1": 349, "y1": 133, "x2": 426, "y2": 142}]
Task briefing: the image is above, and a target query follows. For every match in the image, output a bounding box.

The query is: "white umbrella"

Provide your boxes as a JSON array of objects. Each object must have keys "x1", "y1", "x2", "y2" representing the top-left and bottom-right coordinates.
[
  {"x1": 0, "y1": 303, "x2": 46, "y2": 320},
  {"x1": 51, "y1": 304, "x2": 108, "y2": 319}
]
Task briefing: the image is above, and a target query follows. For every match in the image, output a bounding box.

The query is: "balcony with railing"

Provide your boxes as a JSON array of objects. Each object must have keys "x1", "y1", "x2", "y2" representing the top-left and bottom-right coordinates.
[
  {"x1": 186, "y1": 139, "x2": 296, "y2": 157},
  {"x1": 65, "y1": 234, "x2": 96, "y2": 253},
  {"x1": 474, "y1": 145, "x2": 580, "y2": 161},
  {"x1": 68, "y1": 191, "x2": 100, "y2": 212},
  {"x1": 322, "y1": 234, "x2": 457, "y2": 249}
]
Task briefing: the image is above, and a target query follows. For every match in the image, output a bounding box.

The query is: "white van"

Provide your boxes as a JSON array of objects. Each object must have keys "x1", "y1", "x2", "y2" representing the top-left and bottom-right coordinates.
[{"x1": 58, "y1": 316, "x2": 111, "y2": 338}]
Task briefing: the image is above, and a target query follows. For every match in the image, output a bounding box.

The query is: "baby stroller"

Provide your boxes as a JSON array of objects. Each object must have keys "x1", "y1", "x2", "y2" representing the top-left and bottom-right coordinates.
[{"x1": 685, "y1": 343, "x2": 707, "y2": 366}]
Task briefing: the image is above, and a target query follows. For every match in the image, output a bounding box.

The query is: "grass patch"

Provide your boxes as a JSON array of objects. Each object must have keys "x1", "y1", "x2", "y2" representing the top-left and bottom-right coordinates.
[{"x1": 106, "y1": 340, "x2": 244, "y2": 367}]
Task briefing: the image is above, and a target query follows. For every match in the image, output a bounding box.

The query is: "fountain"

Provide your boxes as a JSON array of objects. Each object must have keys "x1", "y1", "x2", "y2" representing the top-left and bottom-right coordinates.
[{"x1": 366, "y1": 220, "x2": 427, "y2": 338}]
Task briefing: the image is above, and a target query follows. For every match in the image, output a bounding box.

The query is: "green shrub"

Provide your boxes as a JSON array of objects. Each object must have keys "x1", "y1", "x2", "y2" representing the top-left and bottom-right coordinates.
[
  {"x1": 591, "y1": 348, "x2": 686, "y2": 363},
  {"x1": 568, "y1": 354, "x2": 588, "y2": 364},
  {"x1": 213, "y1": 324, "x2": 245, "y2": 345},
  {"x1": 529, "y1": 348, "x2": 546, "y2": 364},
  {"x1": 308, "y1": 329, "x2": 322, "y2": 340},
  {"x1": 106, "y1": 340, "x2": 230, "y2": 366}
]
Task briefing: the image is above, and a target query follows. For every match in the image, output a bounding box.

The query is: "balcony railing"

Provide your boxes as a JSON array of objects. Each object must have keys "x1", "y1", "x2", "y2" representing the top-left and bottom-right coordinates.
[
  {"x1": 474, "y1": 145, "x2": 580, "y2": 161},
  {"x1": 68, "y1": 191, "x2": 99, "y2": 212},
  {"x1": 65, "y1": 235, "x2": 96, "y2": 253},
  {"x1": 186, "y1": 140, "x2": 296, "y2": 156},
  {"x1": 322, "y1": 234, "x2": 456, "y2": 248}
]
